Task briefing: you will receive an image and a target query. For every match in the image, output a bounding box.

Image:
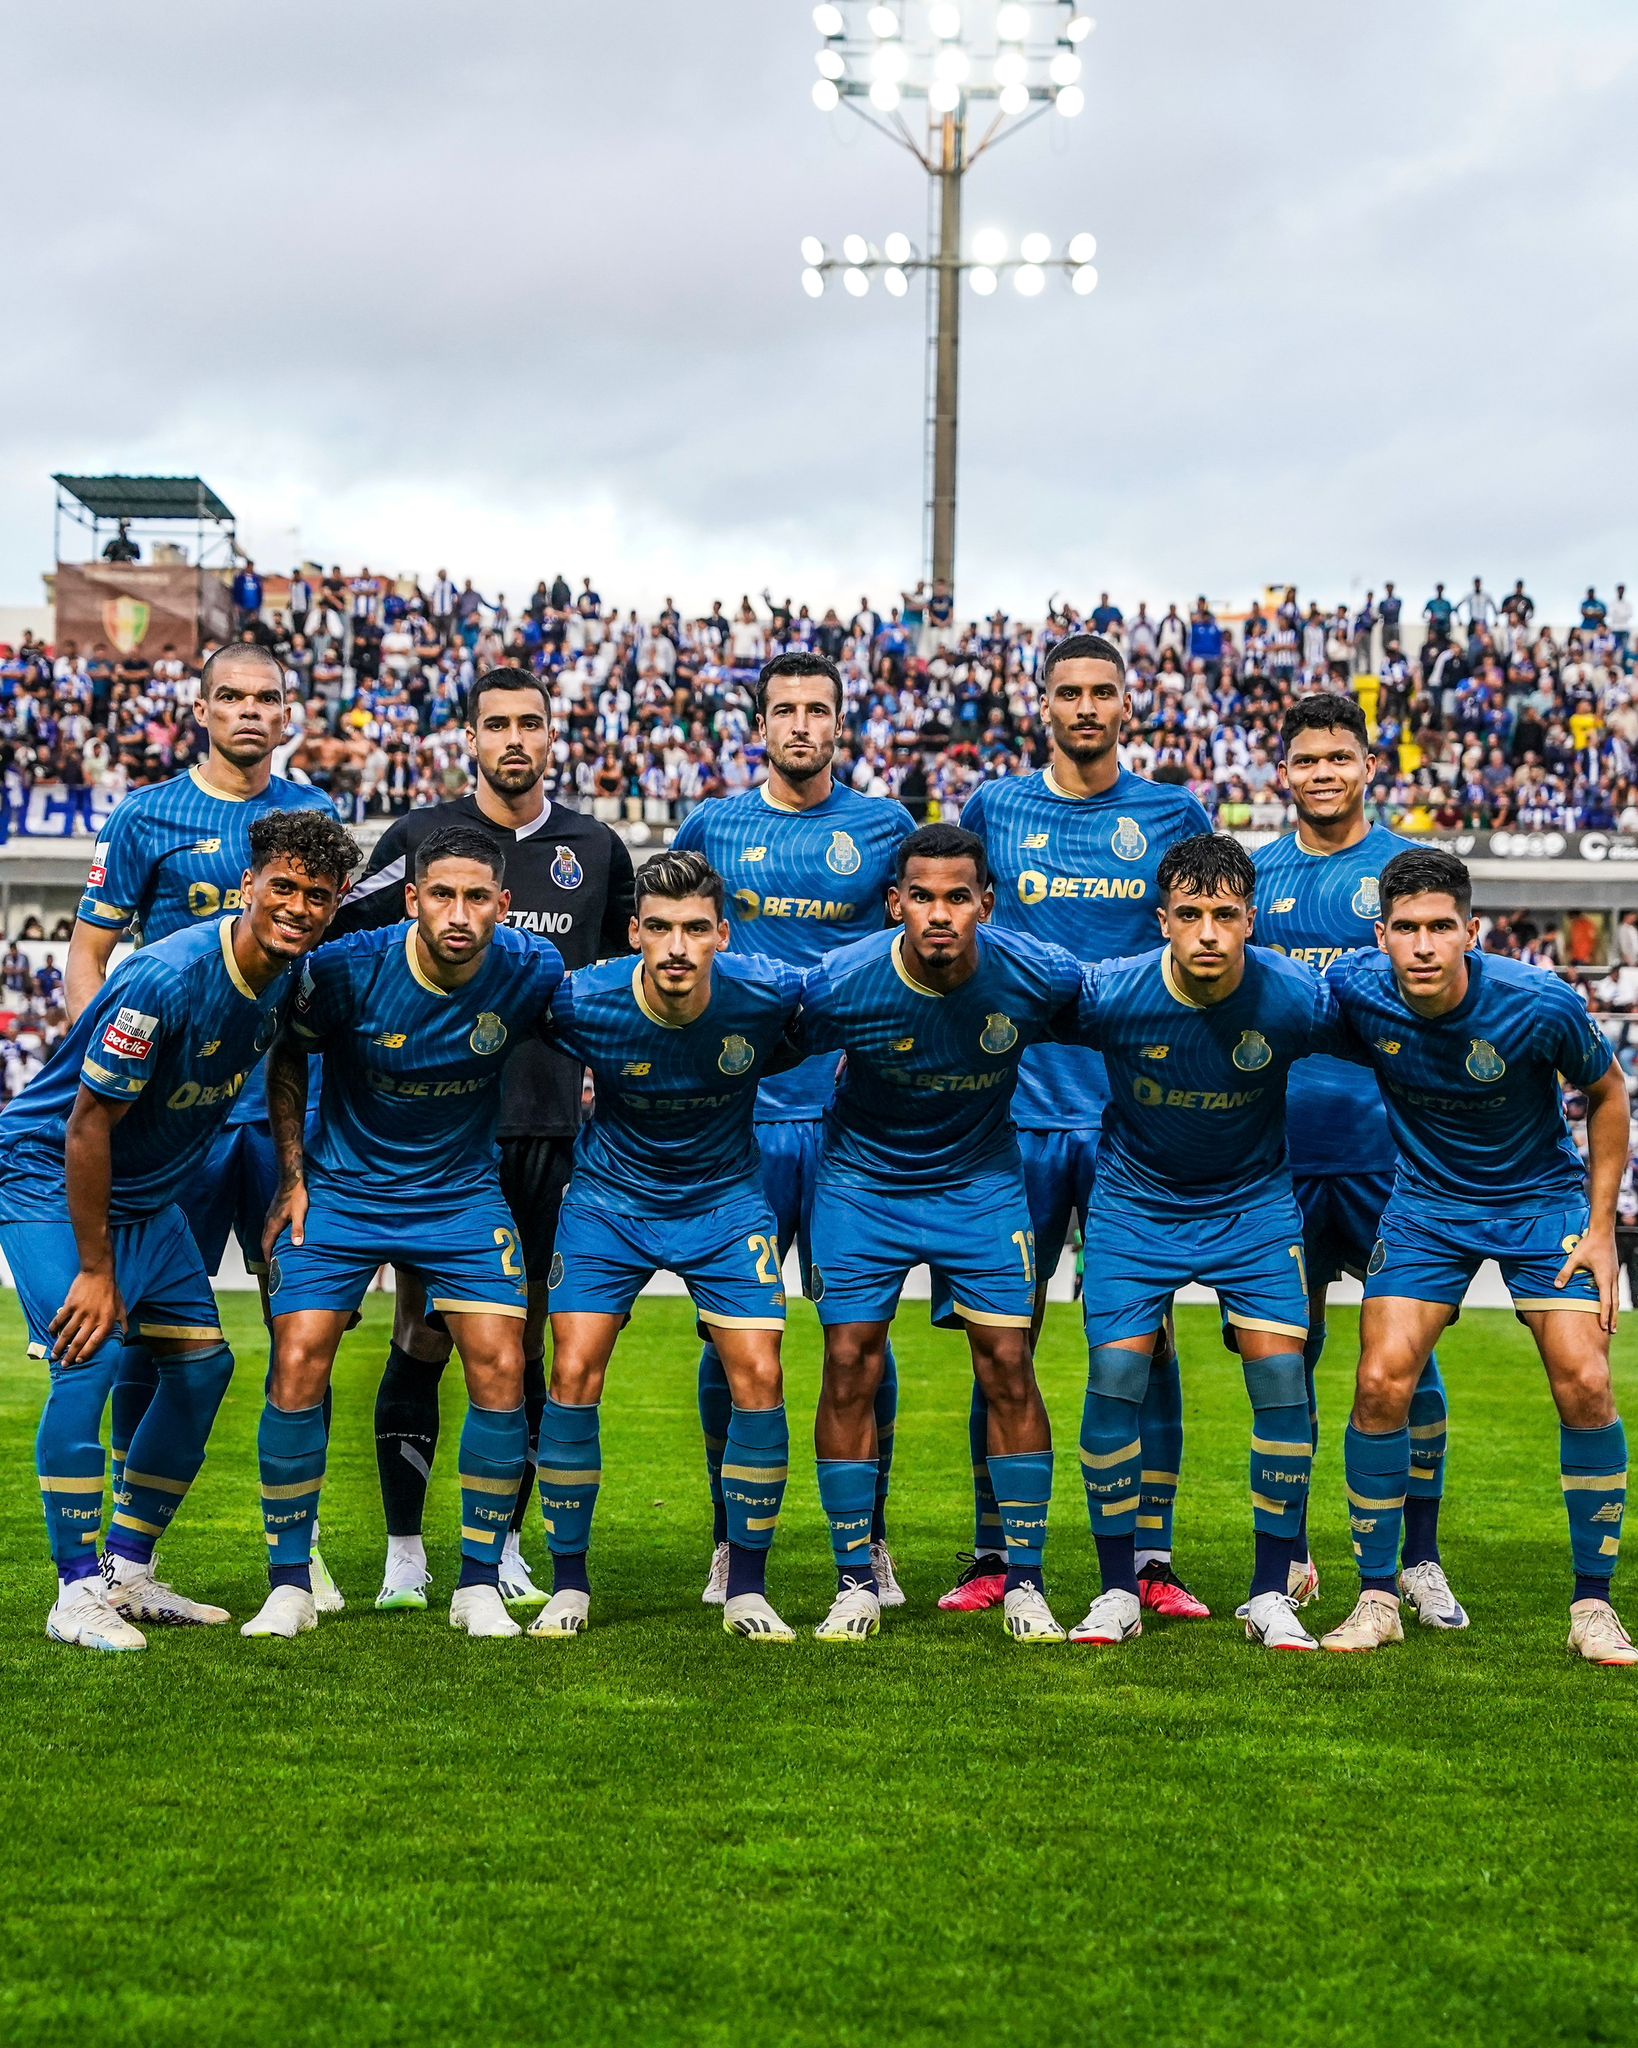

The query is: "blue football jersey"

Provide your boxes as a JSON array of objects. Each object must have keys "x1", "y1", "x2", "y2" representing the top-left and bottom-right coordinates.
[
  {"x1": 544, "y1": 951, "x2": 806, "y2": 1216},
  {"x1": 76, "y1": 764, "x2": 336, "y2": 1126},
  {"x1": 0, "y1": 917, "x2": 289, "y2": 1223},
  {"x1": 290, "y1": 922, "x2": 564, "y2": 1201},
  {"x1": 671, "y1": 782, "x2": 915, "y2": 1119},
  {"x1": 962, "y1": 768, "x2": 1212, "y2": 1131},
  {"x1": 798, "y1": 924, "x2": 1084, "y2": 1192},
  {"x1": 1254, "y1": 822, "x2": 1408, "y2": 1177},
  {"x1": 1077, "y1": 944, "x2": 1346, "y2": 1218},
  {"x1": 1328, "y1": 949, "x2": 1611, "y2": 1213}
]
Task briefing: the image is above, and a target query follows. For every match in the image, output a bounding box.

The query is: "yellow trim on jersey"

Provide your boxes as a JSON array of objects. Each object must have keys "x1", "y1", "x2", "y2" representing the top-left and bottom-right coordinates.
[
  {"x1": 1042, "y1": 767, "x2": 1099, "y2": 802},
  {"x1": 952, "y1": 1303, "x2": 1034, "y2": 1328},
  {"x1": 1159, "y1": 946, "x2": 1206, "y2": 1011},
  {"x1": 82, "y1": 1058, "x2": 146, "y2": 1093},
  {"x1": 81, "y1": 900, "x2": 134, "y2": 925},
  {"x1": 404, "y1": 922, "x2": 451, "y2": 997},
  {"x1": 631, "y1": 960, "x2": 686, "y2": 1029},
  {"x1": 891, "y1": 933, "x2": 943, "y2": 998},
  {"x1": 758, "y1": 783, "x2": 804, "y2": 814},
  {"x1": 219, "y1": 915, "x2": 256, "y2": 1001},
  {"x1": 190, "y1": 763, "x2": 250, "y2": 802},
  {"x1": 1226, "y1": 1311, "x2": 1309, "y2": 1339},
  {"x1": 429, "y1": 1297, "x2": 527, "y2": 1319},
  {"x1": 697, "y1": 1310, "x2": 787, "y2": 1330}
]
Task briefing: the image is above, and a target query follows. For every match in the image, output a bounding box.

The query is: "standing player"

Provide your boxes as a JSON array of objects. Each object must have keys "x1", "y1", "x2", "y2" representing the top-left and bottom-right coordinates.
[
  {"x1": 1320, "y1": 850, "x2": 1633, "y2": 1665},
  {"x1": 530, "y1": 850, "x2": 805, "y2": 1642},
  {"x1": 953, "y1": 631, "x2": 1212, "y2": 1619},
  {"x1": 244, "y1": 827, "x2": 565, "y2": 1641},
  {"x1": 331, "y1": 669, "x2": 633, "y2": 1612},
  {"x1": 673, "y1": 652, "x2": 915, "y2": 1606},
  {"x1": 797, "y1": 825, "x2": 1084, "y2": 1645},
  {"x1": 0, "y1": 810, "x2": 355, "y2": 1648},
  {"x1": 1252, "y1": 693, "x2": 1462, "y2": 1625},
  {"x1": 62, "y1": 644, "x2": 341, "y2": 1617},
  {"x1": 1064, "y1": 836, "x2": 1348, "y2": 1653}
]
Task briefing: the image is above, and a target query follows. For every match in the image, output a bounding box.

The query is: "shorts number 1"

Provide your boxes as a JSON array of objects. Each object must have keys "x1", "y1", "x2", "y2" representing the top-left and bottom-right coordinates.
[{"x1": 1012, "y1": 1228, "x2": 1036, "y2": 1285}]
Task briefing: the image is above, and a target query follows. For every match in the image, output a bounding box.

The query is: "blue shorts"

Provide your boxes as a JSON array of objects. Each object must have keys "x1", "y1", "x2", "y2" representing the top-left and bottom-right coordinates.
[
  {"x1": 0, "y1": 1207, "x2": 222, "y2": 1361},
  {"x1": 1293, "y1": 1171, "x2": 1394, "y2": 1291},
  {"x1": 179, "y1": 1121, "x2": 281, "y2": 1278},
  {"x1": 267, "y1": 1189, "x2": 528, "y2": 1322},
  {"x1": 808, "y1": 1169, "x2": 1036, "y2": 1331},
  {"x1": 1019, "y1": 1126, "x2": 1101, "y2": 1278},
  {"x1": 1362, "y1": 1196, "x2": 1601, "y2": 1315},
  {"x1": 1083, "y1": 1181, "x2": 1310, "y2": 1350},
  {"x1": 547, "y1": 1184, "x2": 785, "y2": 1330},
  {"x1": 756, "y1": 1117, "x2": 823, "y2": 1296}
]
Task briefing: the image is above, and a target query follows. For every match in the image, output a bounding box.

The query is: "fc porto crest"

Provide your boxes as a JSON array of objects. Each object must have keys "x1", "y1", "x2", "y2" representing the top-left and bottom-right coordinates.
[
  {"x1": 1233, "y1": 1029, "x2": 1273, "y2": 1071},
  {"x1": 980, "y1": 1012, "x2": 1019, "y2": 1055},
  {"x1": 1465, "y1": 1037, "x2": 1506, "y2": 1082},
  {"x1": 1366, "y1": 1239, "x2": 1387, "y2": 1278},
  {"x1": 551, "y1": 844, "x2": 584, "y2": 890},
  {"x1": 825, "y1": 829, "x2": 862, "y2": 876},
  {"x1": 1111, "y1": 815, "x2": 1148, "y2": 862},
  {"x1": 718, "y1": 1033, "x2": 756, "y2": 1076},
  {"x1": 469, "y1": 1011, "x2": 509, "y2": 1055},
  {"x1": 1351, "y1": 874, "x2": 1382, "y2": 919}
]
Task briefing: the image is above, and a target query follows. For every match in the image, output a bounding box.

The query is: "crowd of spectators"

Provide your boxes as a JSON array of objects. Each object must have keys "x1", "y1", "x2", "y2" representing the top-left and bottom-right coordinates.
[{"x1": 2, "y1": 565, "x2": 1636, "y2": 843}]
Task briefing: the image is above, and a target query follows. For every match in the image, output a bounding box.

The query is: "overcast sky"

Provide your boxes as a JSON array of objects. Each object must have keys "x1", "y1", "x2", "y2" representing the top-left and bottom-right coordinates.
[{"x1": 4, "y1": 0, "x2": 1635, "y2": 622}]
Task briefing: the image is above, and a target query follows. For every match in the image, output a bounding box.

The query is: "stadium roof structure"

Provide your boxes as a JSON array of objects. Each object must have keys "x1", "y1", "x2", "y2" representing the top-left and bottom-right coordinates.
[{"x1": 53, "y1": 474, "x2": 234, "y2": 524}]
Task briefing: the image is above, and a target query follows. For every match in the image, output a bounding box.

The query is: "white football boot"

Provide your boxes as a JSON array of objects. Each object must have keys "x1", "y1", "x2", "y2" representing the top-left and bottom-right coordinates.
[
  {"x1": 498, "y1": 1533, "x2": 548, "y2": 1609},
  {"x1": 240, "y1": 1585, "x2": 318, "y2": 1638},
  {"x1": 449, "y1": 1584, "x2": 523, "y2": 1638},
  {"x1": 528, "y1": 1588, "x2": 591, "y2": 1638},
  {"x1": 870, "y1": 1541, "x2": 906, "y2": 1608},
  {"x1": 701, "y1": 1542, "x2": 731, "y2": 1607},
  {"x1": 723, "y1": 1593, "x2": 795, "y2": 1642},
  {"x1": 1003, "y1": 1582, "x2": 1066, "y2": 1643},
  {"x1": 48, "y1": 1576, "x2": 146, "y2": 1652},
  {"x1": 308, "y1": 1547, "x2": 346, "y2": 1615},
  {"x1": 1236, "y1": 1556, "x2": 1320, "y2": 1621},
  {"x1": 1567, "y1": 1598, "x2": 1637, "y2": 1667},
  {"x1": 1398, "y1": 1560, "x2": 1469, "y2": 1630},
  {"x1": 1244, "y1": 1590, "x2": 1319, "y2": 1651},
  {"x1": 375, "y1": 1537, "x2": 431, "y2": 1613},
  {"x1": 1068, "y1": 1587, "x2": 1143, "y2": 1646},
  {"x1": 813, "y1": 1584, "x2": 881, "y2": 1642},
  {"x1": 101, "y1": 1553, "x2": 229, "y2": 1626},
  {"x1": 1321, "y1": 1589, "x2": 1404, "y2": 1654}
]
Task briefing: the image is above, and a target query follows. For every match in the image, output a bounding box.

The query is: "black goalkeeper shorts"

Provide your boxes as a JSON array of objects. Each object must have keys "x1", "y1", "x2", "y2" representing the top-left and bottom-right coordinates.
[{"x1": 497, "y1": 1134, "x2": 576, "y2": 1286}]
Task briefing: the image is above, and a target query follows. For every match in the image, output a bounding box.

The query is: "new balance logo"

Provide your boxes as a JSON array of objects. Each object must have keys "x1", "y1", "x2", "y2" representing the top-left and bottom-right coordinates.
[
  {"x1": 1023, "y1": 833, "x2": 1049, "y2": 849},
  {"x1": 1272, "y1": 897, "x2": 1296, "y2": 913},
  {"x1": 621, "y1": 1061, "x2": 652, "y2": 1076},
  {"x1": 373, "y1": 1033, "x2": 407, "y2": 1049},
  {"x1": 1592, "y1": 1502, "x2": 1625, "y2": 1524},
  {"x1": 744, "y1": 846, "x2": 767, "y2": 862},
  {"x1": 1140, "y1": 1045, "x2": 1169, "y2": 1060}
]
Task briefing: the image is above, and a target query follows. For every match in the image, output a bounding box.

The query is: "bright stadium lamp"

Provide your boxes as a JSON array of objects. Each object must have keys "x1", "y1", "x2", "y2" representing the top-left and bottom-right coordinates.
[
  {"x1": 1066, "y1": 12, "x2": 1094, "y2": 39},
  {"x1": 872, "y1": 40, "x2": 909, "y2": 81},
  {"x1": 928, "y1": 78, "x2": 960, "y2": 111},
  {"x1": 973, "y1": 226, "x2": 1008, "y2": 266},
  {"x1": 1049, "y1": 50, "x2": 1082, "y2": 86},
  {"x1": 929, "y1": 2, "x2": 962, "y2": 35},
  {"x1": 842, "y1": 232, "x2": 870, "y2": 264},
  {"x1": 816, "y1": 46, "x2": 846, "y2": 79},
  {"x1": 884, "y1": 266, "x2": 910, "y2": 296},
  {"x1": 1014, "y1": 263, "x2": 1045, "y2": 296},
  {"x1": 970, "y1": 266, "x2": 998, "y2": 296},
  {"x1": 867, "y1": 3, "x2": 899, "y2": 34},
  {"x1": 1072, "y1": 262, "x2": 1099, "y2": 293},
  {"x1": 1020, "y1": 231, "x2": 1052, "y2": 263},
  {"x1": 996, "y1": 4, "x2": 1030, "y2": 41},
  {"x1": 933, "y1": 44, "x2": 970, "y2": 82},
  {"x1": 869, "y1": 77, "x2": 902, "y2": 109},
  {"x1": 993, "y1": 48, "x2": 1027, "y2": 86},
  {"x1": 1055, "y1": 84, "x2": 1085, "y2": 117},
  {"x1": 802, "y1": 267, "x2": 826, "y2": 298},
  {"x1": 998, "y1": 80, "x2": 1029, "y2": 114},
  {"x1": 1067, "y1": 231, "x2": 1097, "y2": 263},
  {"x1": 844, "y1": 266, "x2": 870, "y2": 296},
  {"x1": 800, "y1": 235, "x2": 827, "y2": 266},
  {"x1": 812, "y1": 78, "x2": 841, "y2": 110},
  {"x1": 883, "y1": 231, "x2": 913, "y2": 264},
  {"x1": 813, "y1": 2, "x2": 845, "y2": 33}
]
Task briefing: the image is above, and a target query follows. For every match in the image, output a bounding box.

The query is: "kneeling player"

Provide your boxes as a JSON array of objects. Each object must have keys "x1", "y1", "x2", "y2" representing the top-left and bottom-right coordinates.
[
  {"x1": 798, "y1": 825, "x2": 1084, "y2": 1645},
  {"x1": 531, "y1": 849, "x2": 804, "y2": 1641},
  {"x1": 1321, "y1": 849, "x2": 1633, "y2": 1664},
  {"x1": 1065, "y1": 835, "x2": 1348, "y2": 1652},
  {"x1": 245, "y1": 827, "x2": 564, "y2": 1640}
]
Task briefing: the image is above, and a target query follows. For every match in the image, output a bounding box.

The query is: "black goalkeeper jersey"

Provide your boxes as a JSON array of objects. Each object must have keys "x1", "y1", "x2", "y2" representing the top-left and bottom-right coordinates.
[{"x1": 330, "y1": 794, "x2": 635, "y2": 1138}]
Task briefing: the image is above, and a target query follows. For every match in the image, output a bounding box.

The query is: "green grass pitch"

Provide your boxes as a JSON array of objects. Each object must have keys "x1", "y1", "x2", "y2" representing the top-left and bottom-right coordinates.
[{"x1": 2, "y1": 1294, "x2": 1636, "y2": 2048}]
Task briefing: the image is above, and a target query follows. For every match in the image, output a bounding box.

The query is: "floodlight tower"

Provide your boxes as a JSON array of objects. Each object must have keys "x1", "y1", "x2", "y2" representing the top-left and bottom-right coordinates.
[{"x1": 801, "y1": 2, "x2": 1098, "y2": 600}]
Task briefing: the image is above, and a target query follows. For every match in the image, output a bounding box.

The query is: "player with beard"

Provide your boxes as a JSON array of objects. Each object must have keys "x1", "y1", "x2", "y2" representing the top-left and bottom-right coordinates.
[
  {"x1": 330, "y1": 669, "x2": 633, "y2": 1612},
  {"x1": 953, "y1": 632, "x2": 1213, "y2": 1618},
  {"x1": 672, "y1": 652, "x2": 915, "y2": 1605}
]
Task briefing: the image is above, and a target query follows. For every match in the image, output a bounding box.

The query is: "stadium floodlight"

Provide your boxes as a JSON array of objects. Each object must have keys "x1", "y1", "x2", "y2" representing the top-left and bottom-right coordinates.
[
  {"x1": 792, "y1": 1, "x2": 1099, "y2": 596},
  {"x1": 800, "y1": 235, "x2": 827, "y2": 266},
  {"x1": 1067, "y1": 230, "x2": 1097, "y2": 263}
]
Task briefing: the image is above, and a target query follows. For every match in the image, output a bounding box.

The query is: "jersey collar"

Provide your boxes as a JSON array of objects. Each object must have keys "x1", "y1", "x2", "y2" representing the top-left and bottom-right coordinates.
[
  {"x1": 891, "y1": 933, "x2": 943, "y2": 998},
  {"x1": 631, "y1": 959, "x2": 709, "y2": 1028},
  {"x1": 1159, "y1": 945, "x2": 1205, "y2": 1010},
  {"x1": 218, "y1": 916, "x2": 256, "y2": 1001},
  {"x1": 404, "y1": 923, "x2": 450, "y2": 997},
  {"x1": 191, "y1": 763, "x2": 251, "y2": 803},
  {"x1": 1043, "y1": 765, "x2": 1122, "y2": 803}
]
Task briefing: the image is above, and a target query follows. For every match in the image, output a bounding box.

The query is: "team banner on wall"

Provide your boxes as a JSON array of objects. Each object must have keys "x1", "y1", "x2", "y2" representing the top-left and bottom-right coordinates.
[
  {"x1": 1415, "y1": 829, "x2": 1638, "y2": 863},
  {"x1": 53, "y1": 562, "x2": 232, "y2": 662}
]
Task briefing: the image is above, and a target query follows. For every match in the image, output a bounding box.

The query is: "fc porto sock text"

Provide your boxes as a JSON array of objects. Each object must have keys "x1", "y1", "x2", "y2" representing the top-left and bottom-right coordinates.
[
  {"x1": 722, "y1": 1403, "x2": 789, "y2": 1599},
  {"x1": 537, "y1": 1396, "x2": 601, "y2": 1590},
  {"x1": 260, "y1": 1400, "x2": 327, "y2": 1591},
  {"x1": 988, "y1": 1449, "x2": 1052, "y2": 1592},
  {"x1": 37, "y1": 1349, "x2": 120, "y2": 1583},
  {"x1": 108, "y1": 1344, "x2": 235, "y2": 1565},
  {"x1": 1137, "y1": 1339, "x2": 1183, "y2": 1558},
  {"x1": 458, "y1": 1401, "x2": 528, "y2": 1588},
  {"x1": 817, "y1": 1458, "x2": 876, "y2": 1590}
]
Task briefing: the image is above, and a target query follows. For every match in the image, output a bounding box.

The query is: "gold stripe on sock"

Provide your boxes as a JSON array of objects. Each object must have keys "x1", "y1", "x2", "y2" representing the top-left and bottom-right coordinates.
[
  {"x1": 1251, "y1": 1492, "x2": 1287, "y2": 1516},
  {"x1": 538, "y1": 1468, "x2": 600, "y2": 1485},
  {"x1": 1080, "y1": 1440, "x2": 1141, "y2": 1470},
  {"x1": 1140, "y1": 1469, "x2": 1179, "y2": 1485},
  {"x1": 1251, "y1": 1436, "x2": 1311, "y2": 1457},
  {"x1": 721, "y1": 1464, "x2": 789, "y2": 1482},
  {"x1": 461, "y1": 1525, "x2": 500, "y2": 1545},
  {"x1": 1099, "y1": 1494, "x2": 1139, "y2": 1516},
  {"x1": 111, "y1": 1511, "x2": 164, "y2": 1537},
  {"x1": 1408, "y1": 1422, "x2": 1447, "y2": 1440},
  {"x1": 745, "y1": 1514, "x2": 780, "y2": 1532},
  {"x1": 459, "y1": 1473, "x2": 518, "y2": 1495},
  {"x1": 123, "y1": 1469, "x2": 189, "y2": 1496},
  {"x1": 39, "y1": 1475, "x2": 103, "y2": 1493},
  {"x1": 1601, "y1": 1535, "x2": 1622, "y2": 1556},
  {"x1": 1137, "y1": 1514, "x2": 1164, "y2": 1529},
  {"x1": 261, "y1": 1479, "x2": 323, "y2": 1501},
  {"x1": 1563, "y1": 1472, "x2": 1629, "y2": 1491},
  {"x1": 1347, "y1": 1486, "x2": 1405, "y2": 1511}
]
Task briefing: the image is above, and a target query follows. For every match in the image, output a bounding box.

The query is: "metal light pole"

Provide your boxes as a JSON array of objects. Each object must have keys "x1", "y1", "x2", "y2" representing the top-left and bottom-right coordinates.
[{"x1": 801, "y1": 3, "x2": 1099, "y2": 601}]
